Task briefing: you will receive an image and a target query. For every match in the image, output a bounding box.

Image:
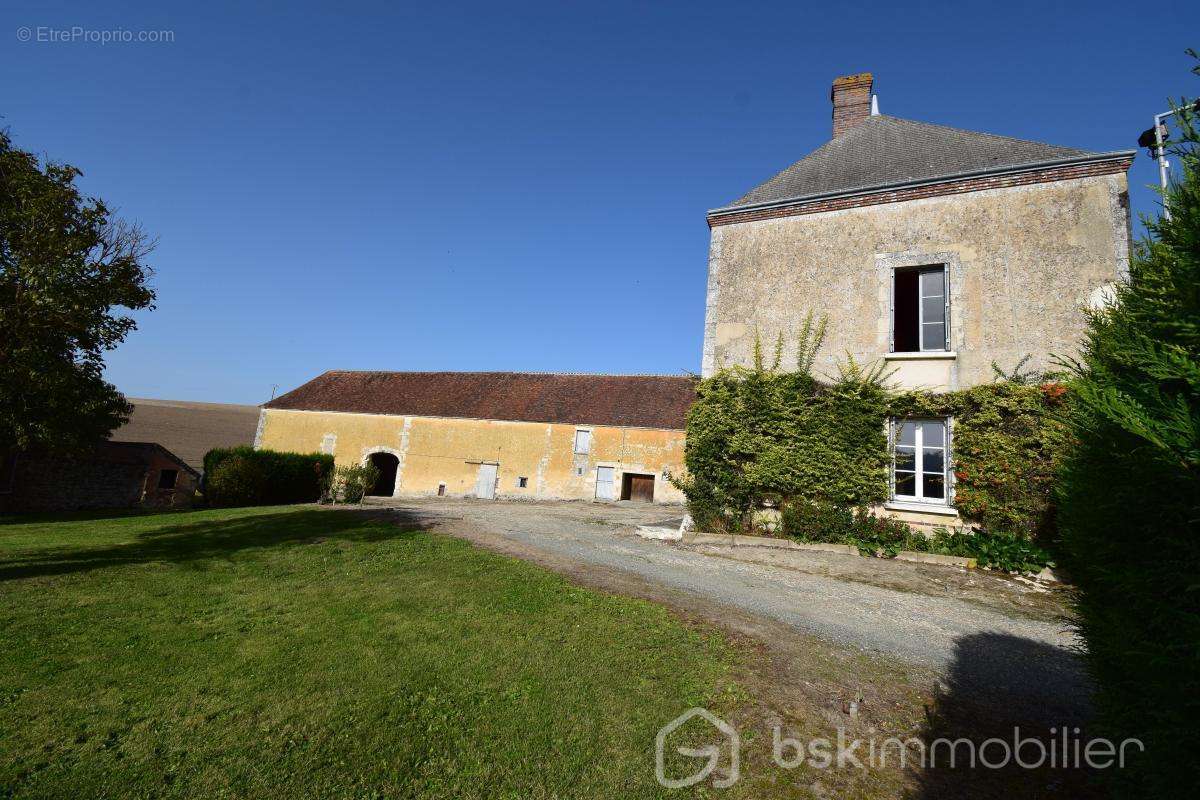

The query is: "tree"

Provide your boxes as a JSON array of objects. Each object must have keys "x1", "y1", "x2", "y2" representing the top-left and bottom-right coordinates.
[
  {"x1": 0, "y1": 129, "x2": 155, "y2": 453},
  {"x1": 1056, "y1": 58, "x2": 1200, "y2": 797}
]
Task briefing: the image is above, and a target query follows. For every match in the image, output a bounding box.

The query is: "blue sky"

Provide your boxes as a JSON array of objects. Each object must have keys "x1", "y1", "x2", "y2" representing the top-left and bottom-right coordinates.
[{"x1": 2, "y1": 1, "x2": 1196, "y2": 404}]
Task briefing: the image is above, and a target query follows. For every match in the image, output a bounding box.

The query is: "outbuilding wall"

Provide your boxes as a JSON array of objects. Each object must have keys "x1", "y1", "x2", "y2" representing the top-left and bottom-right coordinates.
[{"x1": 256, "y1": 408, "x2": 686, "y2": 503}]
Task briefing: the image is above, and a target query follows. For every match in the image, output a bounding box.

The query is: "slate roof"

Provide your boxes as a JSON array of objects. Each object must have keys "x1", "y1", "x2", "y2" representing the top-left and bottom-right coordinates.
[
  {"x1": 94, "y1": 441, "x2": 200, "y2": 478},
  {"x1": 264, "y1": 371, "x2": 697, "y2": 430},
  {"x1": 718, "y1": 114, "x2": 1123, "y2": 211}
]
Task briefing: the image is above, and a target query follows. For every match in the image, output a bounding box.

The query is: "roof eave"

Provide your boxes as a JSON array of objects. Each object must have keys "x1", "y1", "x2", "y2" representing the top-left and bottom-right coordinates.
[{"x1": 706, "y1": 149, "x2": 1137, "y2": 221}]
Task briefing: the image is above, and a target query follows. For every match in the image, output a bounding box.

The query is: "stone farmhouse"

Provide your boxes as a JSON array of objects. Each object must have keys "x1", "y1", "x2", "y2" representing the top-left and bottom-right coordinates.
[
  {"x1": 703, "y1": 73, "x2": 1133, "y2": 524},
  {"x1": 258, "y1": 72, "x2": 1134, "y2": 516}
]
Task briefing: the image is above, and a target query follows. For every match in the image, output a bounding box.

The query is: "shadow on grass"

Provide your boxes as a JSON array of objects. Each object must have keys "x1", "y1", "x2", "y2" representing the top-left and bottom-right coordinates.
[
  {"x1": 0, "y1": 508, "x2": 433, "y2": 583},
  {"x1": 910, "y1": 632, "x2": 1101, "y2": 799}
]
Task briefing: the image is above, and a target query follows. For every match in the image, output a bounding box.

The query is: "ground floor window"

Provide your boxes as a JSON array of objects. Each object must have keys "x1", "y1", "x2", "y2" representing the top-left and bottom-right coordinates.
[
  {"x1": 157, "y1": 469, "x2": 178, "y2": 490},
  {"x1": 892, "y1": 418, "x2": 949, "y2": 504}
]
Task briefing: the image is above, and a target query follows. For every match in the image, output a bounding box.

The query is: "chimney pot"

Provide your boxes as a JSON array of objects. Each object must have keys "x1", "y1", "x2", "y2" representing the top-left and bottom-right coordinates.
[{"x1": 831, "y1": 72, "x2": 874, "y2": 138}]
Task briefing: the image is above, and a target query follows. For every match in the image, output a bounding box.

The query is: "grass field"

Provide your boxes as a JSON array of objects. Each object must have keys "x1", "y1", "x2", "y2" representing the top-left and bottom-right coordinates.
[{"x1": 0, "y1": 506, "x2": 743, "y2": 798}]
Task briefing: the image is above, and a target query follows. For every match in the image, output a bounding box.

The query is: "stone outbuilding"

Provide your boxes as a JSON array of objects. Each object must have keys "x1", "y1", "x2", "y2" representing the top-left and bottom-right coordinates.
[
  {"x1": 0, "y1": 441, "x2": 199, "y2": 513},
  {"x1": 256, "y1": 371, "x2": 694, "y2": 504}
]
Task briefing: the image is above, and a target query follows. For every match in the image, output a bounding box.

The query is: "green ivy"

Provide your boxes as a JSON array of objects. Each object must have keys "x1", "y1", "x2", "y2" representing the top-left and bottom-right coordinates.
[{"x1": 679, "y1": 329, "x2": 1070, "y2": 542}]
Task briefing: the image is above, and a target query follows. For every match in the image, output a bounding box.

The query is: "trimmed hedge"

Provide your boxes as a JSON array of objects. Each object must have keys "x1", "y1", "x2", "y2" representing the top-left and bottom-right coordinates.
[{"x1": 203, "y1": 446, "x2": 333, "y2": 507}]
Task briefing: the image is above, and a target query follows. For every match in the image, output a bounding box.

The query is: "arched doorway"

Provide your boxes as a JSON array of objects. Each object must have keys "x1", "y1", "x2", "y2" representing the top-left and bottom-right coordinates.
[{"x1": 367, "y1": 452, "x2": 399, "y2": 497}]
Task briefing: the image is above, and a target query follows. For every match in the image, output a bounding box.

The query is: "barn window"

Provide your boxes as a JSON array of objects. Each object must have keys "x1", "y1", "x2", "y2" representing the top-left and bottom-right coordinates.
[
  {"x1": 517, "y1": 476, "x2": 528, "y2": 488},
  {"x1": 573, "y1": 429, "x2": 592, "y2": 455},
  {"x1": 893, "y1": 265, "x2": 948, "y2": 352},
  {"x1": 157, "y1": 469, "x2": 179, "y2": 490}
]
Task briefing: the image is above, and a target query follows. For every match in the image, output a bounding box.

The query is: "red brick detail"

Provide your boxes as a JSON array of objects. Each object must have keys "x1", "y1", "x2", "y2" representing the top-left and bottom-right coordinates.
[
  {"x1": 707, "y1": 158, "x2": 1133, "y2": 228},
  {"x1": 831, "y1": 73, "x2": 873, "y2": 138}
]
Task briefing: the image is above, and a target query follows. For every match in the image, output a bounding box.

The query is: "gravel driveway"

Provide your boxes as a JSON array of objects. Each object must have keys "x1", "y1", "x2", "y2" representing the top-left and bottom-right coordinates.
[{"x1": 366, "y1": 496, "x2": 1090, "y2": 724}]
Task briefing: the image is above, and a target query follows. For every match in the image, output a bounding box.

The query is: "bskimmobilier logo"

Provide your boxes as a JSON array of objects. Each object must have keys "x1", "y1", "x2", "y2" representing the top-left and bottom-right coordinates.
[{"x1": 655, "y1": 707, "x2": 740, "y2": 789}]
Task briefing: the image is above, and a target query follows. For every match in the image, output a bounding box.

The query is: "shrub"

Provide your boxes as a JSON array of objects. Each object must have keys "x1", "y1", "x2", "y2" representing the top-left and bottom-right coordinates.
[
  {"x1": 205, "y1": 454, "x2": 267, "y2": 508},
  {"x1": 202, "y1": 446, "x2": 333, "y2": 507},
  {"x1": 781, "y1": 500, "x2": 921, "y2": 557},
  {"x1": 1055, "y1": 65, "x2": 1200, "y2": 797},
  {"x1": 323, "y1": 462, "x2": 381, "y2": 505},
  {"x1": 928, "y1": 527, "x2": 1052, "y2": 574}
]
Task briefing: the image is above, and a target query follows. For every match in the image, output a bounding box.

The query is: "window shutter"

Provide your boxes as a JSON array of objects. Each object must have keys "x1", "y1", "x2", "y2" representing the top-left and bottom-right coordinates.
[
  {"x1": 943, "y1": 266, "x2": 951, "y2": 350},
  {"x1": 945, "y1": 417, "x2": 955, "y2": 506},
  {"x1": 887, "y1": 418, "x2": 896, "y2": 498},
  {"x1": 888, "y1": 272, "x2": 895, "y2": 353}
]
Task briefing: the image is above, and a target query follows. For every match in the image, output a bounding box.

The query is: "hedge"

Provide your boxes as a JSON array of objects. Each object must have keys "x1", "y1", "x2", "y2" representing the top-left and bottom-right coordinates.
[
  {"x1": 202, "y1": 446, "x2": 333, "y2": 507},
  {"x1": 1055, "y1": 76, "x2": 1200, "y2": 798}
]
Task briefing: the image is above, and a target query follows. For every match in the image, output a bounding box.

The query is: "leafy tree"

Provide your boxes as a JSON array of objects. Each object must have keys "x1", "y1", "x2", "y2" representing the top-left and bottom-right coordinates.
[
  {"x1": 1056, "y1": 60, "x2": 1200, "y2": 797},
  {"x1": 0, "y1": 129, "x2": 155, "y2": 452}
]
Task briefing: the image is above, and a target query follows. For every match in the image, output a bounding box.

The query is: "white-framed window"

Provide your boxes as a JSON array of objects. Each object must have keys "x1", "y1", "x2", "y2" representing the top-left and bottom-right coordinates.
[
  {"x1": 573, "y1": 429, "x2": 592, "y2": 455},
  {"x1": 892, "y1": 418, "x2": 949, "y2": 504},
  {"x1": 892, "y1": 265, "x2": 948, "y2": 352}
]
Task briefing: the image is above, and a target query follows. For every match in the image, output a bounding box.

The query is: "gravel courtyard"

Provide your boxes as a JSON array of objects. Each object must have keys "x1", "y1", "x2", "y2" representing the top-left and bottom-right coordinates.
[{"x1": 363, "y1": 496, "x2": 1088, "y2": 731}]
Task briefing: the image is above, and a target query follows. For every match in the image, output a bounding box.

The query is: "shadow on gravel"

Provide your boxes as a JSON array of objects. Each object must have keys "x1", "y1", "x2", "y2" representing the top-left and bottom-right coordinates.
[
  {"x1": 0, "y1": 508, "x2": 433, "y2": 583},
  {"x1": 911, "y1": 632, "x2": 1102, "y2": 799}
]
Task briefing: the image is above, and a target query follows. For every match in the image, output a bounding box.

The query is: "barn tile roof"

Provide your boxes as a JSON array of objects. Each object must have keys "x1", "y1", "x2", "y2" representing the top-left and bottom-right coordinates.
[
  {"x1": 718, "y1": 114, "x2": 1128, "y2": 211},
  {"x1": 264, "y1": 371, "x2": 697, "y2": 430}
]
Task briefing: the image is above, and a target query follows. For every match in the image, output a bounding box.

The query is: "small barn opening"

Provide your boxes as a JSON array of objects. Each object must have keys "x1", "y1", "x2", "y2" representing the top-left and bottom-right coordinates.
[
  {"x1": 368, "y1": 452, "x2": 399, "y2": 497},
  {"x1": 620, "y1": 473, "x2": 655, "y2": 502}
]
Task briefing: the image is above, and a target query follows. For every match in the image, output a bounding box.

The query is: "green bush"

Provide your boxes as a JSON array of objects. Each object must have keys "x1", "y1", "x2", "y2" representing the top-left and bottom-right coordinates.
[
  {"x1": 203, "y1": 446, "x2": 333, "y2": 507},
  {"x1": 681, "y1": 323, "x2": 893, "y2": 523},
  {"x1": 928, "y1": 527, "x2": 1052, "y2": 573},
  {"x1": 1055, "y1": 66, "x2": 1200, "y2": 797},
  {"x1": 204, "y1": 454, "x2": 267, "y2": 508},
  {"x1": 779, "y1": 501, "x2": 1053, "y2": 572},
  {"x1": 781, "y1": 500, "x2": 922, "y2": 557},
  {"x1": 323, "y1": 462, "x2": 381, "y2": 505}
]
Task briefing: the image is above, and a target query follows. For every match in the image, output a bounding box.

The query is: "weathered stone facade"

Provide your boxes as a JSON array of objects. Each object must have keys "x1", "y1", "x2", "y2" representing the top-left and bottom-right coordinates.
[
  {"x1": 0, "y1": 442, "x2": 198, "y2": 514},
  {"x1": 257, "y1": 408, "x2": 687, "y2": 504},
  {"x1": 702, "y1": 171, "x2": 1132, "y2": 390}
]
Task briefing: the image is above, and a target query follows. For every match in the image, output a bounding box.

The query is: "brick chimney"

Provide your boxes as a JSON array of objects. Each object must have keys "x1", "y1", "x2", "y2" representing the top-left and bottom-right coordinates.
[{"x1": 831, "y1": 73, "x2": 873, "y2": 137}]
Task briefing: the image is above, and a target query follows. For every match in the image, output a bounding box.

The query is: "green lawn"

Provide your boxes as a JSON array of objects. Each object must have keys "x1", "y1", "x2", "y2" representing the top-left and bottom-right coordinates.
[{"x1": 0, "y1": 506, "x2": 741, "y2": 798}]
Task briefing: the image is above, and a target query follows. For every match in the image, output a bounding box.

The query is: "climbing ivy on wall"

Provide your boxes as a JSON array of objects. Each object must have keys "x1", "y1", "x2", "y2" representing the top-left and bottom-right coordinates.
[
  {"x1": 890, "y1": 380, "x2": 1072, "y2": 538},
  {"x1": 678, "y1": 331, "x2": 1071, "y2": 540}
]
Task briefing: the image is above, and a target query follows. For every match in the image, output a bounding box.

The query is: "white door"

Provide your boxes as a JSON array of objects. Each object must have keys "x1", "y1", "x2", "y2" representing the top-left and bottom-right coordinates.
[
  {"x1": 595, "y1": 466, "x2": 615, "y2": 500},
  {"x1": 474, "y1": 463, "x2": 497, "y2": 499}
]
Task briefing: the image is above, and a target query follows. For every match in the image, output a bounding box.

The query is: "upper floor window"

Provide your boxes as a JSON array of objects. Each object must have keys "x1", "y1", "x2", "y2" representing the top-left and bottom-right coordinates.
[
  {"x1": 573, "y1": 429, "x2": 592, "y2": 455},
  {"x1": 893, "y1": 265, "x2": 948, "y2": 352}
]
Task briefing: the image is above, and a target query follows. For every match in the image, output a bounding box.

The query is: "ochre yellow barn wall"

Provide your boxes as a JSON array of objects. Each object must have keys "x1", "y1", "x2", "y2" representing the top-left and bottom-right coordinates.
[{"x1": 256, "y1": 408, "x2": 686, "y2": 503}]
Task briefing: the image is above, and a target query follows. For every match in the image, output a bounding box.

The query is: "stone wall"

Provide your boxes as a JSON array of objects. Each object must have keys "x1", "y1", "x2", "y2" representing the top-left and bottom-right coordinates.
[
  {"x1": 257, "y1": 408, "x2": 687, "y2": 504},
  {"x1": 0, "y1": 446, "x2": 197, "y2": 513},
  {"x1": 701, "y1": 172, "x2": 1131, "y2": 390}
]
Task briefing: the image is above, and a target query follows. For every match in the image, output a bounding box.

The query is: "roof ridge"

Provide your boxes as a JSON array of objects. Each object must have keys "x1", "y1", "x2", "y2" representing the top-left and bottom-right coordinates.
[
  {"x1": 725, "y1": 113, "x2": 1122, "y2": 210},
  {"x1": 322, "y1": 369, "x2": 694, "y2": 378}
]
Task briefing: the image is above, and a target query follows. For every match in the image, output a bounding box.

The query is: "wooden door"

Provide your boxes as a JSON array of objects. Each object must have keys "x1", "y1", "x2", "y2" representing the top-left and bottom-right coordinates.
[{"x1": 626, "y1": 473, "x2": 655, "y2": 502}]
